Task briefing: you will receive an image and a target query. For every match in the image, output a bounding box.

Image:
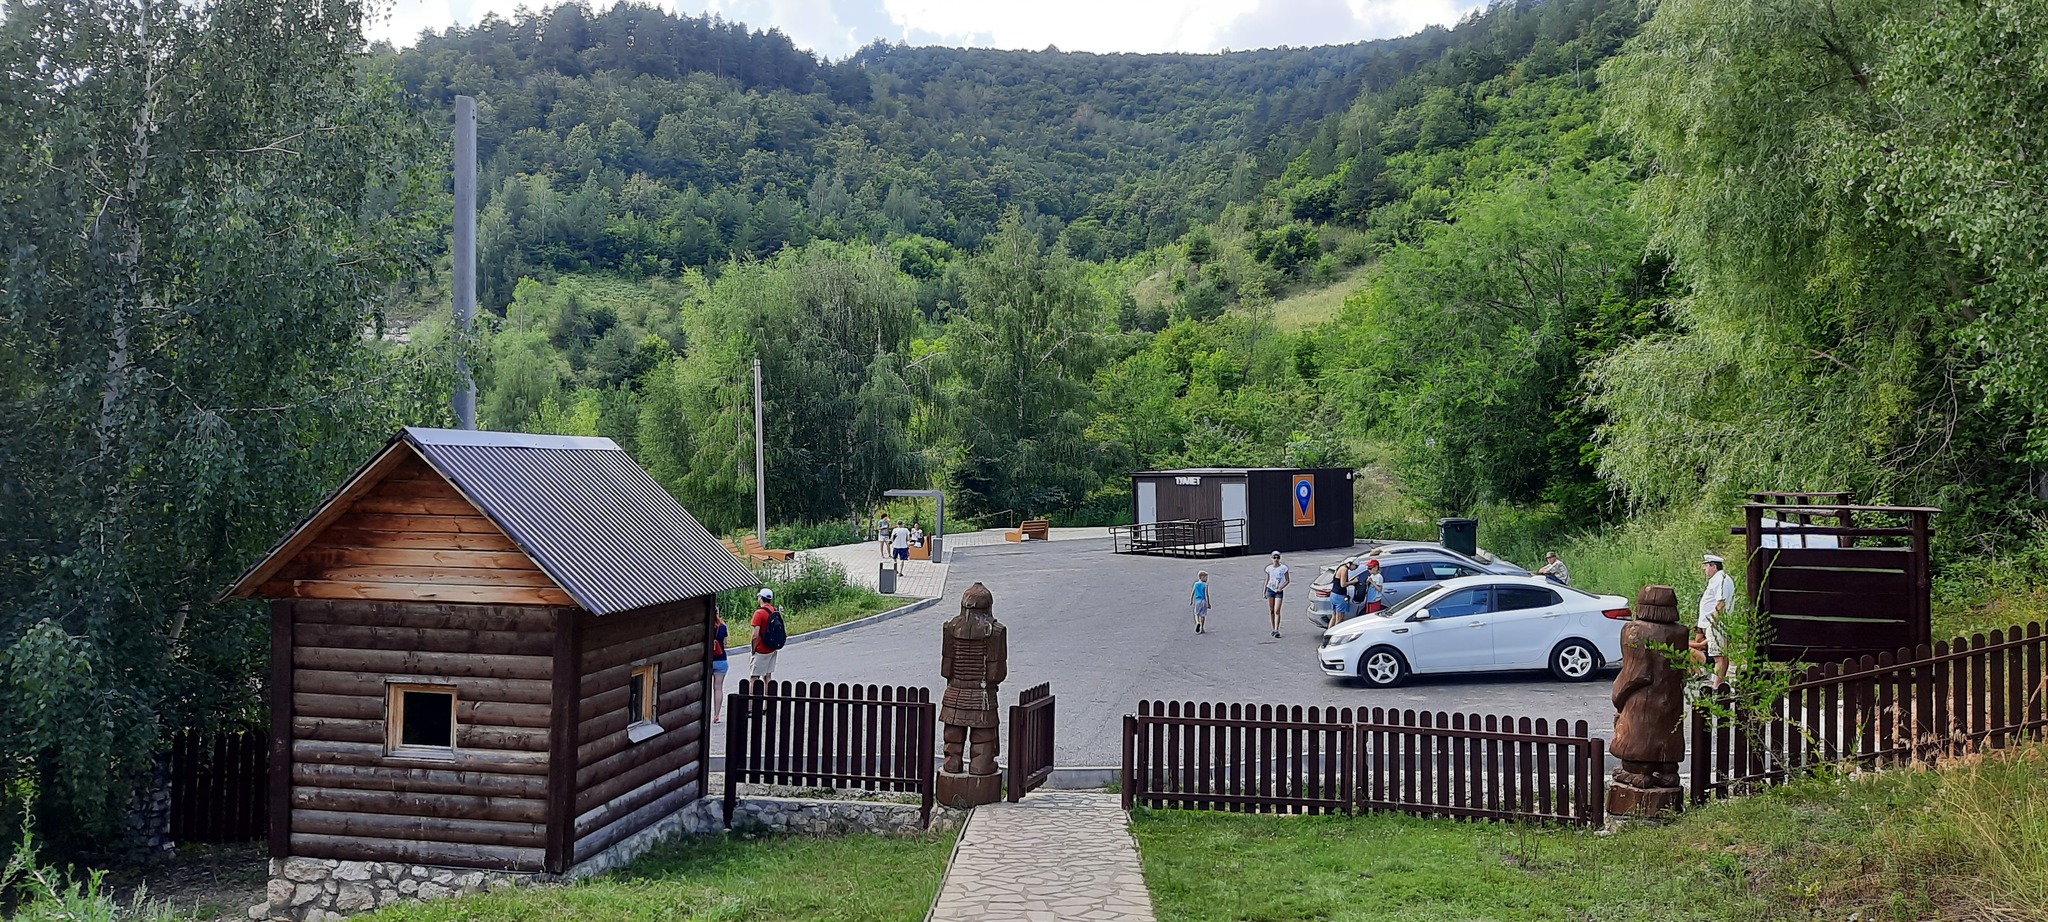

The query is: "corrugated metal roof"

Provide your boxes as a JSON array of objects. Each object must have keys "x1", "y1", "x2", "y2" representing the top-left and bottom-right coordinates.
[{"x1": 403, "y1": 427, "x2": 757, "y2": 615}]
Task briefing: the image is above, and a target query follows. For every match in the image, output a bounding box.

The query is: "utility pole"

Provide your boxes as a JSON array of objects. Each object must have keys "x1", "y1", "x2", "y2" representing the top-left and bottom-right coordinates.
[
  {"x1": 753, "y1": 358, "x2": 767, "y2": 543},
  {"x1": 452, "y1": 95, "x2": 478, "y2": 429}
]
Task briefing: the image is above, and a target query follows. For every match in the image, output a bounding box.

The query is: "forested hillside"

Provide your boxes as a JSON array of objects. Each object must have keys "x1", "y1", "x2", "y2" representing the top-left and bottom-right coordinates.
[{"x1": 7, "y1": 0, "x2": 2048, "y2": 854}]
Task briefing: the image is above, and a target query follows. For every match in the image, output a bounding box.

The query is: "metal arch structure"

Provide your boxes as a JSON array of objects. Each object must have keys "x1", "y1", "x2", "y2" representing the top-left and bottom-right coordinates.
[{"x1": 884, "y1": 489, "x2": 946, "y2": 542}]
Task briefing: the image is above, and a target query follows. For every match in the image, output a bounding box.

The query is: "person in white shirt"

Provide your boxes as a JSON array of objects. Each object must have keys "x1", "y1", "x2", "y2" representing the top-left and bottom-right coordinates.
[
  {"x1": 891, "y1": 523, "x2": 911, "y2": 568},
  {"x1": 909, "y1": 523, "x2": 925, "y2": 547},
  {"x1": 1263, "y1": 551, "x2": 1291, "y2": 638},
  {"x1": 1698, "y1": 553, "x2": 1737, "y2": 688}
]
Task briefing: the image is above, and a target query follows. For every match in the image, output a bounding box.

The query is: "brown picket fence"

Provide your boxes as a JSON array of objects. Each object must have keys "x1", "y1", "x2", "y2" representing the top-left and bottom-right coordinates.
[
  {"x1": 724, "y1": 680, "x2": 936, "y2": 827},
  {"x1": 1691, "y1": 622, "x2": 2048, "y2": 802},
  {"x1": 1122, "y1": 701, "x2": 1355, "y2": 814},
  {"x1": 1356, "y1": 710, "x2": 1604, "y2": 825},
  {"x1": 1121, "y1": 701, "x2": 1606, "y2": 825},
  {"x1": 1007, "y1": 682, "x2": 1056, "y2": 802},
  {"x1": 167, "y1": 729, "x2": 269, "y2": 842}
]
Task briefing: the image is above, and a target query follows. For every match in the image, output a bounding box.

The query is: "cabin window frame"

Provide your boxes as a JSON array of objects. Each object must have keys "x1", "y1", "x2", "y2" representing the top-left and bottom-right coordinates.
[
  {"x1": 627, "y1": 663, "x2": 662, "y2": 743},
  {"x1": 385, "y1": 682, "x2": 459, "y2": 759}
]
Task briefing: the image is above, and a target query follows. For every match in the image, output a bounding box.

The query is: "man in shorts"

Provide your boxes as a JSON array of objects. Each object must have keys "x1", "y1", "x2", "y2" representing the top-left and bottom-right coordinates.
[
  {"x1": 1698, "y1": 553, "x2": 1736, "y2": 688},
  {"x1": 891, "y1": 522, "x2": 911, "y2": 568},
  {"x1": 1264, "y1": 551, "x2": 1290, "y2": 638}
]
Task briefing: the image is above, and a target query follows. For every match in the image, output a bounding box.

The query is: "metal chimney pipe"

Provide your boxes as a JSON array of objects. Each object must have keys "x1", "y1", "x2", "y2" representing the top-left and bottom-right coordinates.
[{"x1": 452, "y1": 95, "x2": 478, "y2": 429}]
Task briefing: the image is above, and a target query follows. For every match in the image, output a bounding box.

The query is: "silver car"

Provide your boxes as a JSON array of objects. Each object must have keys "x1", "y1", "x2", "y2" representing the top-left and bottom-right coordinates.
[{"x1": 1305, "y1": 544, "x2": 1531, "y2": 629}]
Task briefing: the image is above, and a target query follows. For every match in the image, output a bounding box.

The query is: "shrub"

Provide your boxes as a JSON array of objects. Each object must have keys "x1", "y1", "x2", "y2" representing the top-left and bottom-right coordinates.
[{"x1": 763, "y1": 520, "x2": 864, "y2": 551}]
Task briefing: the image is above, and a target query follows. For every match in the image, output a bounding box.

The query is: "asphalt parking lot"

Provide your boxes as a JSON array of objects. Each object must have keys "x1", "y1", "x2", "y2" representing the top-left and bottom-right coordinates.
[{"x1": 731, "y1": 537, "x2": 1617, "y2": 767}]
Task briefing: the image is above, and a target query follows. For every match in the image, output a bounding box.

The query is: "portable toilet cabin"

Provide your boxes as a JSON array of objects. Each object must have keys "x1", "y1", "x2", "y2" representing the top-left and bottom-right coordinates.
[
  {"x1": 226, "y1": 428, "x2": 755, "y2": 888},
  {"x1": 1127, "y1": 467, "x2": 1355, "y2": 555}
]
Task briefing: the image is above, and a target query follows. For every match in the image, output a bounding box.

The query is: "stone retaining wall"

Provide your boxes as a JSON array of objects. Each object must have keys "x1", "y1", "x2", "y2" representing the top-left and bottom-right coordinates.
[{"x1": 250, "y1": 796, "x2": 964, "y2": 920}]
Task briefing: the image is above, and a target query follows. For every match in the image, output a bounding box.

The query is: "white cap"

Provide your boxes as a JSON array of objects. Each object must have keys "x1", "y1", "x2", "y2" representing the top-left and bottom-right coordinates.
[
  {"x1": 758, "y1": 588, "x2": 774, "y2": 600},
  {"x1": 1703, "y1": 553, "x2": 1724, "y2": 566},
  {"x1": 1271, "y1": 550, "x2": 1282, "y2": 558}
]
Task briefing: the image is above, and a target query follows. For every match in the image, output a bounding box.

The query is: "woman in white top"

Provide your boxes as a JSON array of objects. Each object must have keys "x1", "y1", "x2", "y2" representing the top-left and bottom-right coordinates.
[{"x1": 1263, "y1": 551, "x2": 1291, "y2": 638}]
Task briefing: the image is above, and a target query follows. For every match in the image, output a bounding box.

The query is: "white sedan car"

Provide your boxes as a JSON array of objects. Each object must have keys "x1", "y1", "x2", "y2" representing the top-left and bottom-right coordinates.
[{"x1": 1318, "y1": 576, "x2": 1631, "y2": 688}]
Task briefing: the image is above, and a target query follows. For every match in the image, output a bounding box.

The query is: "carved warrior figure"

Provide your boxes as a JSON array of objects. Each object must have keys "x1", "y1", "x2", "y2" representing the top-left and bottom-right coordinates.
[
  {"x1": 1610, "y1": 584, "x2": 1688, "y2": 789},
  {"x1": 940, "y1": 582, "x2": 1007, "y2": 777}
]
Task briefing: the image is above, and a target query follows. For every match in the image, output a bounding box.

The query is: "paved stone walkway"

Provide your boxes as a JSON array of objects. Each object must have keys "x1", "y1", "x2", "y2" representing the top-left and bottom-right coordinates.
[
  {"x1": 800, "y1": 527, "x2": 1115, "y2": 600},
  {"x1": 928, "y1": 792, "x2": 1156, "y2": 922}
]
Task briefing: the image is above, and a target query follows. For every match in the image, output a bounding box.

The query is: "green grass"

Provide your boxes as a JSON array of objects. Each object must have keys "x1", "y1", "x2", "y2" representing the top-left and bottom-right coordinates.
[
  {"x1": 724, "y1": 592, "x2": 902, "y2": 649},
  {"x1": 720, "y1": 555, "x2": 903, "y2": 648},
  {"x1": 1257, "y1": 266, "x2": 1373, "y2": 331},
  {"x1": 1132, "y1": 743, "x2": 2048, "y2": 921},
  {"x1": 360, "y1": 831, "x2": 957, "y2": 922}
]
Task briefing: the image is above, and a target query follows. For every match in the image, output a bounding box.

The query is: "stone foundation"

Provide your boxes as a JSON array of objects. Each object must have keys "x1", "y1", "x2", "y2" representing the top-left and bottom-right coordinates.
[
  {"x1": 250, "y1": 795, "x2": 965, "y2": 920},
  {"x1": 125, "y1": 754, "x2": 175, "y2": 860}
]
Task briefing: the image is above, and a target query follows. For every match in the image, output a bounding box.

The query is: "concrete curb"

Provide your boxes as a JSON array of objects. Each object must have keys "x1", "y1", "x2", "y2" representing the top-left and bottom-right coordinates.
[
  {"x1": 786, "y1": 596, "x2": 940, "y2": 646},
  {"x1": 921, "y1": 801, "x2": 980, "y2": 922}
]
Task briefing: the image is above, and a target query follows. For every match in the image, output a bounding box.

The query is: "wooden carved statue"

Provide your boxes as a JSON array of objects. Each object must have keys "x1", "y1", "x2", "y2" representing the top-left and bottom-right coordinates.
[
  {"x1": 938, "y1": 582, "x2": 1007, "y2": 805},
  {"x1": 1608, "y1": 584, "x2": 1687, "y2": 816}
]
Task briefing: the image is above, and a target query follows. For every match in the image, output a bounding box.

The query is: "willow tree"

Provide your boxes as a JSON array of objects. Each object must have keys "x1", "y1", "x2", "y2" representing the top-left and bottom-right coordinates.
[
  {"x1": 0, "y1": 0, "x2": 445, "y2": 852},
  {"x1": 640, "y1": 242, "x2": 922, "y2": 531},
  {"x1": 1595, "y1": 0, "x2": 2046, "y2": 526}
]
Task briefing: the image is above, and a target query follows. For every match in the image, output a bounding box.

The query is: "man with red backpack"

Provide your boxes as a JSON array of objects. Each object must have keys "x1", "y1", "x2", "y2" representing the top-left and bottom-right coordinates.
[{"x1": 750, "y1": 588, "x2": 787, "y2": 683}]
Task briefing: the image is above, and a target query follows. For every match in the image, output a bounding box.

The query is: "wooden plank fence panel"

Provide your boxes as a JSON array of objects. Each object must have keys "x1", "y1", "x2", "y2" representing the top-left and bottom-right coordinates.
[
  {"x1": 168, "y1": 729, "x2": 270, "y2": 843},
  {"x1": 1691, "y1": 621, "x2": 2048, "y2": 801},
  {"x1": 1121, "y1": 702, "x2": 1603, "y2": 825},
  {"x1": 723, "y1": 681, "x2": 935, "y2": 827}
]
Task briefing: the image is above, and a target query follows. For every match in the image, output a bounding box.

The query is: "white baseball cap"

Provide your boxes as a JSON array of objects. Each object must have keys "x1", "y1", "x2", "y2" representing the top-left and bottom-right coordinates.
[
  {"x1": 1702, "y1": 553, "x2": 1724, "y2": 565},
  {"x1": 758, "y1": 588, "x2": 774, "y2": 600}
]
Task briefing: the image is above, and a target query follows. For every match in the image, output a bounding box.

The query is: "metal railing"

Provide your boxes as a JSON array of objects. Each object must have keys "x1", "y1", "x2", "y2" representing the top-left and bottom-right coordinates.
[{"x1": 1109, "y1": 518, "x2": 1248, "y2": 558}]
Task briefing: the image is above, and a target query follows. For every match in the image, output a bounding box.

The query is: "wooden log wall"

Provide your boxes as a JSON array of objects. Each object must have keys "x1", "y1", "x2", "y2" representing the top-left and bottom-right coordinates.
[
  {"x1": 568, "y1": 598, "x2": 710, "y2": 864},
  {"x1": 286, "y1": 598, "x2": 569, "y2": 872},
  {"x1": 259, "y1": 453, "x2": 575, "y2": 607}
]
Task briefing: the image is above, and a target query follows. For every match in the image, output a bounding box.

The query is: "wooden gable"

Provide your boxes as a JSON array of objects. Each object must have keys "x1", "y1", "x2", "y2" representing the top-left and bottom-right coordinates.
[{"x1": 254, "y1": 448, "x2": 575, "y2": 607}]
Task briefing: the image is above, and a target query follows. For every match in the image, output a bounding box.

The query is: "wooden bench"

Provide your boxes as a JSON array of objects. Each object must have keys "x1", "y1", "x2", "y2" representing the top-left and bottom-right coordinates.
[
  {"x1": 1005, "y1": 519, "x2": 1051, "y2": 542},
  {"x1": 741, "y1": 534, "x2": 794, "y2": 563},
  {"x1": 908, "y1": 542, "x2": 932, "y2": 561},
  {"x1": 721, "y1": 537, "x2": 747, "y2": 560}
]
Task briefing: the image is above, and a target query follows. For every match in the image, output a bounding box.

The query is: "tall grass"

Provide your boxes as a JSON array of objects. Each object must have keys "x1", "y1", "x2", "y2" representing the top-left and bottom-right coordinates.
[
  {"x1": 1926, "y1": 746, "x2": 2048, "y2": 918},
  {"x1": 1134, "y1": 741, "x2": 2048, "y2": 922},
  {"x1": 1, "y1": 833, "x2": 182, "y2": 922}
]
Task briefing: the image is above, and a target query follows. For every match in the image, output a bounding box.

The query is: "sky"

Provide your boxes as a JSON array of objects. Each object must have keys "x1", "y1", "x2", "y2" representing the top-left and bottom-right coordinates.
[{"x1": 367, "y1": 0, "x2": 1494, "y2": 59}]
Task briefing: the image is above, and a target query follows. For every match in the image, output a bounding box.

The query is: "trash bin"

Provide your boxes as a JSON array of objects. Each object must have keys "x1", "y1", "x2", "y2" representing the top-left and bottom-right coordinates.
[
  {"x1": 1437, "y1": 517, "x2": 1478, "y2": 557},
  {"x1": 877, "y1": 560, "x2": 897, "y2": 595}
]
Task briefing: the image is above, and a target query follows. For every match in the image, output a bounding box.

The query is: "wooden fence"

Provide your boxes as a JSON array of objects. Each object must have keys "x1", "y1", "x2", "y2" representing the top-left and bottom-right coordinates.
[
  {"x1": 723, "y1": 680, "x2": 936, "y2": 827},
  {"x1": 168, "y1": 729, "x2": 269, "y2": 842},
  {"x1": 1122, "y1": 701, "x2": 1605, "y2": 825},
  {"x1": 1357, "y1": 710, "x2": 1604, "y2": 825},
  {"x1": 1007, "y1": 683, "x2": 1056, "y2": 803},
  {"x1": 1123, "y1": 701, "x2": 1355, "y2": 814},
  {"x1": 1691, "y1": 623, "x2": 2048, "y2": 802}
]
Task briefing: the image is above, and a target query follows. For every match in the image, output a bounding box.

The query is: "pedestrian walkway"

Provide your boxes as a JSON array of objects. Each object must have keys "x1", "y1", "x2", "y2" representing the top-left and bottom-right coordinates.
[
  {"x1": 797, "y1": 527, "x2": 1113, "y2": 601},
  {"x1": 927, "y1": 792, "x2": 1156, "y2": 922}
]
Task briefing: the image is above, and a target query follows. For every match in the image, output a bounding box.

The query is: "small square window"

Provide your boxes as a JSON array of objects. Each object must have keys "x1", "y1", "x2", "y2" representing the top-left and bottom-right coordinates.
[
  {"x1": 387, "y1": 684, "x2": 456, "y2": 755},
  {"x1": 629, "y1": 665, "x2": 658, "y2": 726}
]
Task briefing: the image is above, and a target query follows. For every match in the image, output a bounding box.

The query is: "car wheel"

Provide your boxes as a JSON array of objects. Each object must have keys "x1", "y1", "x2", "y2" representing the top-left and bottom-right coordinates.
[
  {"x1": 1549, "y1": 639, "x2": 1600, "y2": 682},
  {"x1": 1357, "y1": 647, "x2": 1409, "y2": 689}
]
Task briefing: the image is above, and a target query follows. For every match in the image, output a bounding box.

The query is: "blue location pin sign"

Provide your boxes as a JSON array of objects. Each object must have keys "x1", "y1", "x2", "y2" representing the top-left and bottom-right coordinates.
[{"x1": 1296, "y1": 481, "x2": 1312, "y2": 512}]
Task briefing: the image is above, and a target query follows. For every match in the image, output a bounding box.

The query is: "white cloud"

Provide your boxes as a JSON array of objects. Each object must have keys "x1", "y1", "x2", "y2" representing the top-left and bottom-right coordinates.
[{"x1": 369, "y1": 0, "x2": 1489, "y2": 55}]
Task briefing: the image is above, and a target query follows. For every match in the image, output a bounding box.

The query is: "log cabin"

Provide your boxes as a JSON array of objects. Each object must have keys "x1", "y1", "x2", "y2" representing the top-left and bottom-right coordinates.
[{"x1": 226, "y1": 427, "x2": 756, "y2": 875}]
